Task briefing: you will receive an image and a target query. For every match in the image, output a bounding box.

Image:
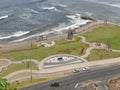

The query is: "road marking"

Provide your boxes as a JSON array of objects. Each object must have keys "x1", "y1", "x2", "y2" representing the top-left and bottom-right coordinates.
[
  {"x1": 104, "y1": 84, "x2": 109, "y2": 90},
  {"x1": 74, "y1": 83, "x2": 79, "y2": 88}
]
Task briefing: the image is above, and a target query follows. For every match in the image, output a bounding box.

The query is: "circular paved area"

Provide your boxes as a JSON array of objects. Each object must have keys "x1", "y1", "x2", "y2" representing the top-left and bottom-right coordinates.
[{"x1": 43, "y1": 54, "x2": 86, "y2": 68}]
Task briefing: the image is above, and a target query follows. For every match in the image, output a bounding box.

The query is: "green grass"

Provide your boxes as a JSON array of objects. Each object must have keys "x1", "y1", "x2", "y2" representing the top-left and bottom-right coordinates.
[
  {"x1": 0, "y1": 62, "x2": 38, "y2": 77},
  {"x1": 86, "y1": 49, "x2": 120, "y2": 61},
  {"x1": 12, "y1": 76, "x2": 65, "y2": 89},
  {"x1": 0, "y1": 37, "x2": 88, "y2": 61},
  {"x1": 83, "y1": 26, "x2": 120, "y2": 50}
]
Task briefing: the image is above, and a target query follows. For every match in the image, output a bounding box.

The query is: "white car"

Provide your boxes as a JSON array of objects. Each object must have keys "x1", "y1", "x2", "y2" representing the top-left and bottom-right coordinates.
[
  {"x1": 82, "y1": 67, "x2": 90, "y2": 71},
  {"x1": 73, "y1": 69, "x2": 80, "y2": 73}
]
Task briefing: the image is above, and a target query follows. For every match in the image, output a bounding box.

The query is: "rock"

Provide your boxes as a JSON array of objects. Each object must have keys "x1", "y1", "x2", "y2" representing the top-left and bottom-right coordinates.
[
  {"x1": 51, "y1": 41, "x2": 56, "y2": 46},
  {"x1": 45, "y1": 44, "x2": 51, "y2": 47},
  {"x1": 81, "y1": 16, "x2": 95, "y2": 21},
  {"x1": 37, "y1": 44, "x2": 40, "y2": 47}
]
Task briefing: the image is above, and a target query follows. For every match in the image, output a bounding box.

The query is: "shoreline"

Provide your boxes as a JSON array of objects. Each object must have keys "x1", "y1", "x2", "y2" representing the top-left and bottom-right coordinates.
[{"x1": 0, "y1": 20, "x2": 117, "y2": 51}]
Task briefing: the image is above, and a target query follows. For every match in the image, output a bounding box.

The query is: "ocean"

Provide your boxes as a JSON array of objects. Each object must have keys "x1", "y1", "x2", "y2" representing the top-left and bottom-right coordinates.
[{"x1": 0, "y1": 0, "x2": 120, "y2": 43}]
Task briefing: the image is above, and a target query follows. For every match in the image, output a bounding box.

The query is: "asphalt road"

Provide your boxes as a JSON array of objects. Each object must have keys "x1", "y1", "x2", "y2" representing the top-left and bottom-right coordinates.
[{"x1": 20, "y1": 64, "x2": 120, "y2": 90}]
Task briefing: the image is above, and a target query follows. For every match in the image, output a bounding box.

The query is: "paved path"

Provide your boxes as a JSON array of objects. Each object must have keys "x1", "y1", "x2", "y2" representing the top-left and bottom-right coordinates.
[
  {"x1": 112, "y1": 49, "x2": 120, "y2": 52},
  {"x1": 79, "y1": 35, "x2": 108, "y2": 58},
  {"x1": 12, "y1": 59, "x2": 39, "y2": 65},
  {"x1": 79, "y1": 36, "x2": 90, "y2": 45},
  {"x1": 81, "y1": 47, "x2": 94, "y2": 58}
]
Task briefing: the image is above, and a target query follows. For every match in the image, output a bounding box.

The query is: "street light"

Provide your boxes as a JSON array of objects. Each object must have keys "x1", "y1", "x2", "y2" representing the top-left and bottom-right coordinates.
[{"x1": 30, "y1": 59, "x2": 32, "y2": 83}]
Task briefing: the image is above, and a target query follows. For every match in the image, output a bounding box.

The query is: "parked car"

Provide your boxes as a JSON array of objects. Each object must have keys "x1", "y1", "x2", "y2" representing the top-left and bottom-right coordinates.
[{"x1": 50, "y1": 82, "x2": 60, "y2": 87}]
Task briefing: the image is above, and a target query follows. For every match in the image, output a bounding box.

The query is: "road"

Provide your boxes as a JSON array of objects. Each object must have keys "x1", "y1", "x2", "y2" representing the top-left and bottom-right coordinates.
[{"x1": 20, "y1": 64, "x2": 120, "y2": 90}]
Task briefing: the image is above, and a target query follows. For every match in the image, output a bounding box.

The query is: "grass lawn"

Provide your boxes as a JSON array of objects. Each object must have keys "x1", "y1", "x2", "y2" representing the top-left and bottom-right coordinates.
[
  {"x1": 12, "y1": 76, "x2": 65, "y2": 89},
  {"x1": 83, "y1": 25, "x2": 120, "y2": 50},
  {"x1": 0, "y1": 62, "x2": 38, "y2": 77},
  {"x1": 86, "y1": 49, "x2": 120, "y2": 61},
  {"x1": 0, "y1": 37, "x2": 88, "y2": 61}
]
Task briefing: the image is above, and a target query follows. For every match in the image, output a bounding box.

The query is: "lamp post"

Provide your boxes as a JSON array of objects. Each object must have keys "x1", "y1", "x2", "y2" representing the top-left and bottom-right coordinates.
[
  {"x1": 107, "y1": 39, "x2": 111, "y2": 52},
  {"x1": 30, "y1": 59, "x2": 32, "y2": 83}
]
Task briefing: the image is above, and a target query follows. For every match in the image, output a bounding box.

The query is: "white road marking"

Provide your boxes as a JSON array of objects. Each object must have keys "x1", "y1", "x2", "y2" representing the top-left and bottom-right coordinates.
[{"x1": 74, "y1": 83, "x2": 79, "y2": 88}]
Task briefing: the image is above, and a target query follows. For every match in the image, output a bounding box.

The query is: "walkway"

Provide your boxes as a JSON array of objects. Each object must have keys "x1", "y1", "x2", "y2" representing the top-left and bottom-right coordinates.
[{"x1": 79, "y1": 35, "x2": 109, "y2": 58}]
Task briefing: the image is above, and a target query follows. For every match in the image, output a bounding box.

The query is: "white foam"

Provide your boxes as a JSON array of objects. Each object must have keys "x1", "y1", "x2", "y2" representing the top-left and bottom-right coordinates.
[
  {"x1": 108, "y1": 4, "x2": 120, "y2": 8},
  {"x1": 0, "y1": 15, "x2": 8, "y2": 20},
  {"x1": 66, "y1": 15, "x2": 78, "y2": 20},
  {"x1": 53, "y1": 20, "x2": 90, "y2": 32},
  {"x1": 53, "y1": 14, "x2": 91, "y2": 32},
  {"x1": 83, "y1": 0, "x2": 120, "y2": 8},
  {"x1": 98, "y1": 1, "x2": 120, "y2": 8},
  {"x1": 0, "y1": 31, "x2": 30, "y2": 40},
  {"x1": 11, "y1": 14, "x2": 91, "y2": 42},
  {"x1": 84, "y1": 12, "x2": 93, "y2": 16},
  {"x1": 25, "y1": 8, "x2": 40, "y2": 14},
  {"x1": 53, "y1": 3, "x2": 67, "y2": 7},
  {"x1": 11, "y1": 31, "x2": 51, "y2": 42},
  {"x1": 42, "y1": 6, "x2": 56, "y2": 10},
  {"x1": 13, "y1": 31, "x2": 30, "y2": 37}
]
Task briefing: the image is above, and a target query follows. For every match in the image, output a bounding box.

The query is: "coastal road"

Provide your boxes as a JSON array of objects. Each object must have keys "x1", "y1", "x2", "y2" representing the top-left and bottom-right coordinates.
[{"x1": 20, "y1": 64, "x2": 120, "y2": 90}]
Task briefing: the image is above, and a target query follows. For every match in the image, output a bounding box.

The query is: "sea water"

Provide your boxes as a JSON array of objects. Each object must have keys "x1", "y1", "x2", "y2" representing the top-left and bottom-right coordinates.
[{"x1": 0, "y1": 0, "x2": 120, "y2": 42}]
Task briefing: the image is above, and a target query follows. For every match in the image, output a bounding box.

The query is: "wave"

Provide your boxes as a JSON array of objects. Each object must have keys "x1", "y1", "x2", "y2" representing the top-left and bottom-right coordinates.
[
  {"x1": 84, "y1": 12, "x2": 93, "y2": 16},
  {"x1": 25, "y1": 8, "x2": 40, "y2": 14},
  {"x1": 12, "y1": 14, "x2": 91, "y2": 42},
  {"x1": 0, "y1": 31, "x2": 30, "y2": 40},
  {"x1": 83, "y1": 0, "x2": 120, "y2": 8},
  {"x1": 42, "y1": 6, "x2": 56, "y2": 10},
  {"x1": 54, "y1": 14, "x2": 91, "y2": 32},
  {"x1": 108, "y1": 4, "x2": 120, "y2": 8},
  {"x1": 97, "y1": 1, "x2": 120, "y2": 8},
  {"x1": 53, "y1": 3, "x2": 67, "y2": 7},
  {"x1": 52, "y1": 20, "x2": 90, "y2": 33},
  {"x1": 11, "y1": 31, "x2": 51, "y2": 42},
  {"x1": 0, "y1": 15, "x2": 8, "y2": 20}
]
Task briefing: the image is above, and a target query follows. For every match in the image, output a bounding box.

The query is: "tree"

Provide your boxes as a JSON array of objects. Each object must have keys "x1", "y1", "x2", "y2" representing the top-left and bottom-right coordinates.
[{"x1": 0, "y1": 78, "x2": 17, "y2": 90}]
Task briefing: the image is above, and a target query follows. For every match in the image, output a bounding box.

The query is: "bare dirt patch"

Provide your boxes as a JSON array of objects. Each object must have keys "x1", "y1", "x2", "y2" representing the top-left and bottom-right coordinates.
[
  {"x1": 109, "y1": 77, "x2": 120, "y2": 90},
  {"x1": 0, "y1": 60, "x2": 9, "y2": 67}
]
